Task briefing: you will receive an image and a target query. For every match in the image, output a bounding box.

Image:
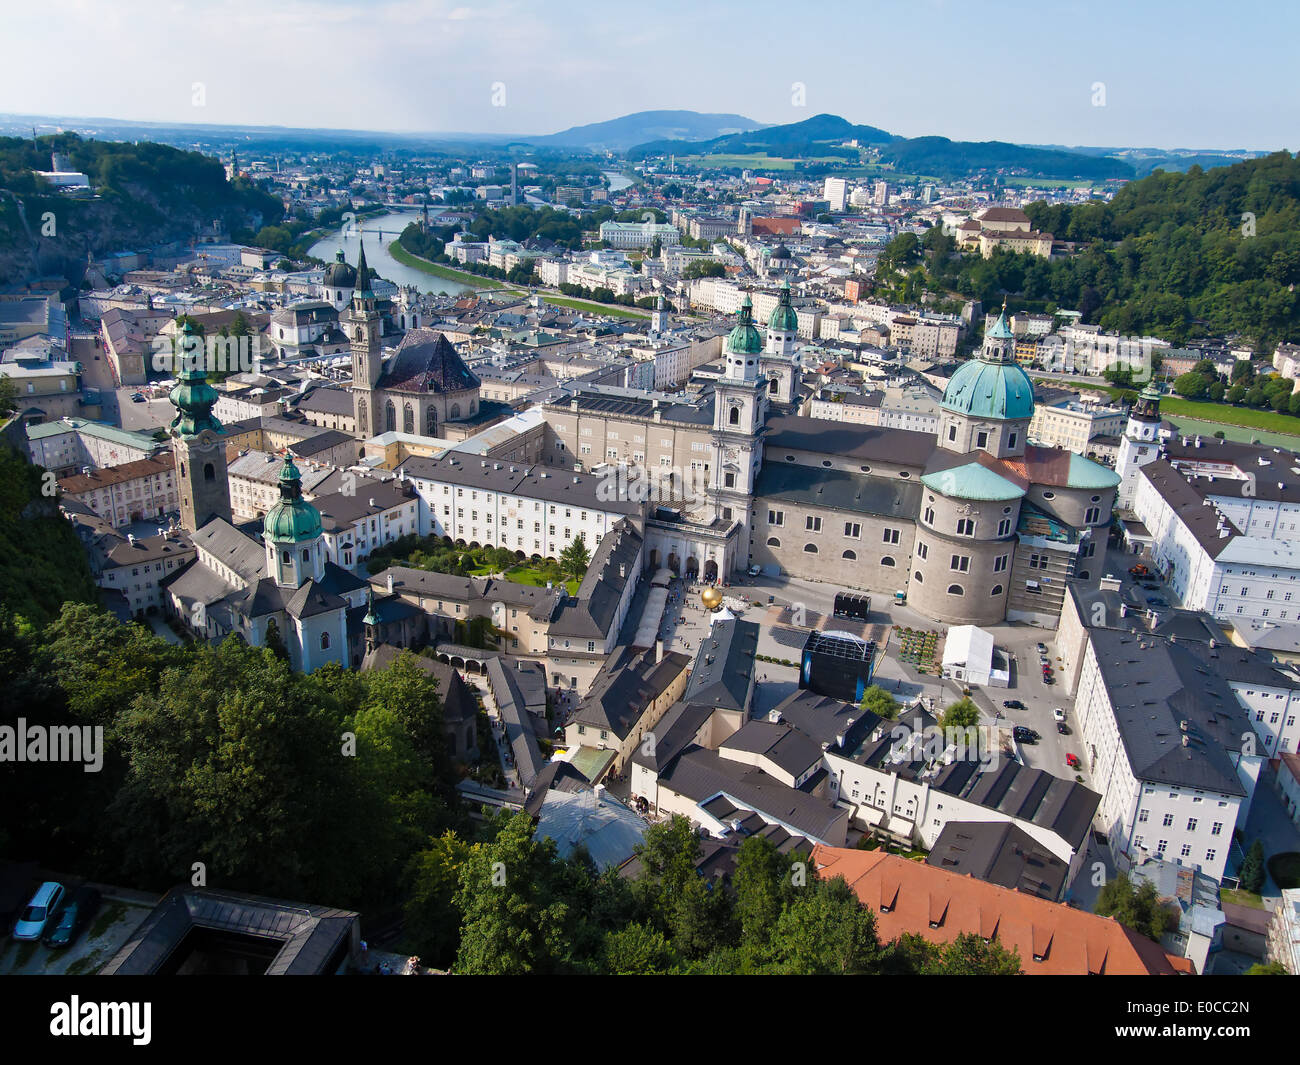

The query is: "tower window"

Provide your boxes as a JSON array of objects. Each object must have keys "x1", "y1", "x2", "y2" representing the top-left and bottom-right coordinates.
[
  {"x1": 282, "y1": 550, "x2": 291, "y2": 564},
  {"x1": 302, "y1": 549, "x2": 310, "y2": 563},
  {"x1": 320, "y1": 632, "x2": 331, "y2": 650},
  {"x1": 203, "y1": 463, "x2": 215, "y2": 482},
  {"x1": 1008, "y1": 432, "x2": 1017, "y2": 449},
  {"x1": 729, "y1": 406, "x2": 741, "y2": 425}
]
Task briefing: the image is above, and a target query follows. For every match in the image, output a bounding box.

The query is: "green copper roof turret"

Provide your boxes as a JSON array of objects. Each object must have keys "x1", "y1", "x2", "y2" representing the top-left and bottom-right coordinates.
[
  {"x1": 768, "y1": 281, "x2": 799, "y2": 333},
  {"x1": 263, "y1": 453, "x2": 323, "y2": 544},
  {"x1": 725, "y1": 295, "x2": 763, "y2": 355},
  {"x1": 168, "y1": 318, "x2": 223, "y2": 439}
]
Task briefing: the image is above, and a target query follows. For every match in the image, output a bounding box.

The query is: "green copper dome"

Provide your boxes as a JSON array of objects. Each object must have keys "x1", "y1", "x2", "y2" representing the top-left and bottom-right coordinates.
[
  {"x1": 941, "y1": 357, "x2": 1035, "y2": 421},
  {"x1": 264, "y1": 454, "x2": 322, "y2": 544},
  {"x1": 726, "y1": 296, "x2": 763, "y2": 355},
  {"x1": 768, "y1": 282, "x2": 799, "y2": 333},
  {"x1": 168, "y1": 319, "x2": 223, "y2": 439}
]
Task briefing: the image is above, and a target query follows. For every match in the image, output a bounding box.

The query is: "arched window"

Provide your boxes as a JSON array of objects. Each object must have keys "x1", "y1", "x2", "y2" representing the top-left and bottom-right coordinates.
[
  {"x1": 947, "y1": 583, "x2": 964, "y2": 596},
  {"x1": 729, "y1": 405, "x2": 741, "y2": 425},
  {"x1": 914, "y1": 570, "x2": 924, "y2": 583},
  {"x1": 357, "y1": 398, "x2": 368, "y2": 435},
  {"x1": 282, "y1": 549, "x2": 291, "y2": 564},
  {"x1": 354, "y1": 325, "x2": 363, "y2": 341},
  {"x1": 450, "y1": 403, "x2": 461, "y2": 420},
  {"x1": 385, "y1": 400, "x2": 396, "y2": 433},
  {"x1": 804, "y1": 543, "x2": 818, "y2": 553},
  {"x1": 426, "y1": 407, "x2": 437, "y2": 436},
  {"x1": 768, "y1": 377, "x2": 778, "y2": 393},
  {"x1": 301, "y1": 549, "x2": 310, "y2": 563},
  {"x1": 991, "y1": 584, "x2": 1004, "y2": 595},
  {"x1": 203, "y1": 462, "x2": 215, "y2": 482},
  {"x1": 403, "y1": 403, "x2": 414, "y2": 435},
  {"x1": 320, "y1": 631, "x2": 331, "y2": 650},
  {"x1": 843, "y1": 549, "x2": 857, "y2": 560},
  {"x1": 766, "y1": 537, "x2": 781, "y2": 547},
  {"x1": 881, "y1": 555, "x2": 895, "y2": 566}
]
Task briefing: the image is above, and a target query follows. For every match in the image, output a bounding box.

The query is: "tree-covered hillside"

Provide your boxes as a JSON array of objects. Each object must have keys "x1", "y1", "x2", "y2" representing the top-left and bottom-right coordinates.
[
  {"x1": 897, "y1": 151, "x2": 1300, "y2": 348},
  {"x1": 0, "y1": 133, "x2": 283, "y2": 285}
]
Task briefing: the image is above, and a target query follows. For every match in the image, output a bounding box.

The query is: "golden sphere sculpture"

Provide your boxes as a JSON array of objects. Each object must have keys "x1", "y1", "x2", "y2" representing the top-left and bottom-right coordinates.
[{"x1": 700, "y1": 586, "x2": 724, "y2": 610}]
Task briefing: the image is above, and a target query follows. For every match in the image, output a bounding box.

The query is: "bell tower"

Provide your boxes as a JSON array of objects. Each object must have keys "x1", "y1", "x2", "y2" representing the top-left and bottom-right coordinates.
[
  {"x1": 350, "y1": 234, "x2": 383, "y2": 437},
  {"x1": 169, "y1": 318, "x2": 232, "y2": 531},
  {"x1": 1116, "y1": 383, "x2": 1164, "y2": 509},
  {"x1": 710, "y1": 297, "x2": 767, "y2": 566}
]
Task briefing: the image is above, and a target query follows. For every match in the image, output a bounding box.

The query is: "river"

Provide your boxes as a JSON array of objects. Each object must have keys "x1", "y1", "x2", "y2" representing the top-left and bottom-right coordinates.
[{"x1": 307, "y1": 170, "x2": 634, "y2": 296}]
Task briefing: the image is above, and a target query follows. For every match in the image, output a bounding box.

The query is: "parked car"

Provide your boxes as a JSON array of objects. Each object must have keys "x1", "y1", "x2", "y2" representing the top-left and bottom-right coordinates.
[
  {"x1": 1146, "y1": 596, "x2": 1168, "y2": 607},
  {"x1": 1057, "y1": 722, "x2": 1071, "y2": 735},
  {"x1": 1013, "y1": 726, "x2": 1039, "y2": 744},
  {"x1": 41, "y1": 885, "x2": 101, "y2": 950},
  {"x1": 1140, "y1": 581, "x2": 1161, "y2": 591},
  {"x1": 12, "y1": 881, "x2": 63, "y2": 941},
  {"x1": 746, "y1": 564, "x2": 761, "y2": 578},
  {"x1": 130, "y1": 393, "x2": 146, "y2": 403},
  {"x1": 1035, "y1": 643, "x2": 1048, "y2": 655},
  {"x1": 1002, "y1": 699, "x2": 1026, "y2": 710},
  {"x1": 1129, "y1": 563, "x2": 1149, "y2": 577},
  {"x1": 1042, "y1": 675, "x2": 1054, "y2": 685},
  {"x1": 1052, "y1": 707, "x2": 1067, "y2": 722},
  {"x1": 1065, "y1": 753, "x2": 1081, "y2": 769}
]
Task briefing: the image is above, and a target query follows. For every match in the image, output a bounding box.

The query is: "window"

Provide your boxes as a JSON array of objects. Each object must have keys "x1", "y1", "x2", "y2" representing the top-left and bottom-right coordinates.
[
  {"x1": 882, "y1": 527, "x2": 899, "y2": 544},
  {"x1": 1084, "y1": 506, "x2": 1100, "y2": 524},
  {"x1": 1138, "y1": 809, "x2": 1149, "y2": 823},
  {"x1": 997, "y1": 519, "x2": 1012, "y2": 537},
  {"x1": 1162, "y1": 813, "x2": 1173, "y2": 827},
  {"x1": 768, "y1": 509, "x2": 784, "y2": 526},
  {"x1": 767, "y1": 536, "x2": 781, "y2": 548},
  {"x1": 914, "y1": 570, "x2": 924, "y2": 584},
  {"x1": 1041, "y1": 490, "x2": 1055, "y2": 500},
  {"x1": 917, "y1": 542, "x2": 928, "y2": 560},
  {"x1": 729, "y1": 405, "x2": 740, "y2": 426},
  {"x1": 994, "y1": 554, "x2": 1008, "y2": 572},
  {"x1": 947, "y1": 424, "x2": 957, "y2": 442},
  {"x1": 923, "y1": 507, "x2": 935, "y2": 524},
  {"x1": 976, "y1": 431, "x2": 988, "y2": 449},
  {"x1": 805, "y1": 516, "x2": 822, "y2": 532},
  {"x1": 1008, "y1": 431, "x2": 1018, "y2": 449},
  {"x1": 991, "y1": 584, "x2": 1003, "y2": 595},
  {"x1": 956, "y1": 518, "x2": 974, "y2": 536},
  {"x1": 845, "y1": 522, "x2": 861, "y2": 538},
  {"x1": 804, "y1": 543, "x2": 819, "y2": 553},
  {"x1": 320, "y1": 632, "x2": 331, "y2": 650},
  {"x1": 881, "y1": 556, "x2": 896, "y2": 567},
  {"x1": 843, "y1": 549, "x2": 857, "y2": 560},
  {"x1": 950, "y1": 555, "x2": 970, "y2": 572},
  {"x1": 1187, "y1": 818, "x2": 1198, "y2": 832},
  {"x1": 947, "y1": 584, "x2": 964, "y2": 596}
]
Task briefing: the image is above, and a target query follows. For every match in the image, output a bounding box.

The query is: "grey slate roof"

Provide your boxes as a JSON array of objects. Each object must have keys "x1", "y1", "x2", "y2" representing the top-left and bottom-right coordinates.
[
  {"x1": 927, "y1": 821, "x2": 1069, "y2": 901},
  {"x1": 572, "y1": 644, "x2": 692, "y2": 740},
  {"x1": 1087, "y1": 628, "x2": 1252, "y2": 796},
  {"x1": 683, "y1": 618, "x2": 758, "y2": 712},
  {"x1": 763, "y1": 413, "x2": 937, "y2": 469},
  {"x1": 755, "y1": 462, "x2": 923, "y2": 519}
]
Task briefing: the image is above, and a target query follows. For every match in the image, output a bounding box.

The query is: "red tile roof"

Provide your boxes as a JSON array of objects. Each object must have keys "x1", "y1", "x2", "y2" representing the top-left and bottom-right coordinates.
[{"x1": 812, "y1": 845, "x2": 1192, "y2": 975}]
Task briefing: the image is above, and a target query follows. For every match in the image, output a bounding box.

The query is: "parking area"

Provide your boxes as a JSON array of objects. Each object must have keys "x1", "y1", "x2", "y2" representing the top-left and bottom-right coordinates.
[{"x1": 0, "y1": 891, "x2": 153, "y2": 975}]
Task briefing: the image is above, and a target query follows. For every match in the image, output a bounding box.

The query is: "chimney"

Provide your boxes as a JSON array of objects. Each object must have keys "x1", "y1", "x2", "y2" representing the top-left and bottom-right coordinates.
[
  {"x1": 655, "y1": 638, "x2": 664, "y2": 663},
  {"x1": 386, "y1": 573, "x2": 394, "y2": 594}
]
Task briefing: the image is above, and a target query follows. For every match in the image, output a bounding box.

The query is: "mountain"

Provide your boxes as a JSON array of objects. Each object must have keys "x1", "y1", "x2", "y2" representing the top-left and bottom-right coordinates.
[
  {"x1": 524, "y1": 110, "x2": 764, "y2": 152},
  {"x1": 878, "y1": 137, "x2": 1133, "y2": 181},
  {"x1": 627, "y1": 113, "x2": 895, "y2": 159}
]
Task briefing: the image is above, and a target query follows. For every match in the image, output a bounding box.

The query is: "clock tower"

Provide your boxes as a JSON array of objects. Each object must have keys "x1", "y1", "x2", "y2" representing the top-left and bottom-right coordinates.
[
  {"x1": 169, "y1": 318, "x2": 232, "y2": 531},
  {"x1": 710, "y1": 296, "x2": 767, "y2": 566}
]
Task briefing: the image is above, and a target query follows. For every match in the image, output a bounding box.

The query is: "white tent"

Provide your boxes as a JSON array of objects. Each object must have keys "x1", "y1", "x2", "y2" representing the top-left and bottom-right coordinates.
[{"x1": 942, "y1": 624, "x2": 998, "y2": 687}]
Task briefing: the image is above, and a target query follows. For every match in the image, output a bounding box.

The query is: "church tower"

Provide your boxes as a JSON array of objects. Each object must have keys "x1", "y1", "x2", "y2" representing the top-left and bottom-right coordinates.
[
  {"x1": 263, "y1": 453, "x2": 326, "y2": 589},
  {"x1": 650, "y1": 296, "x2": 668, "y2": 336},
  {"x1": 169, "y1": 318, "x2": 232, "y2": 531},
  {"x1": 760, "y1": 280, "x2": 802, "y2": 407},
  {"x1": 710, "y1": 296, "x2": 767, "y2": 567},
  {"x1": 350, "y1": 235, "x2": 383, "y2": 437},
  {"x1": 1116, "y1": 383, "x2": 1164, "y2": 509}
]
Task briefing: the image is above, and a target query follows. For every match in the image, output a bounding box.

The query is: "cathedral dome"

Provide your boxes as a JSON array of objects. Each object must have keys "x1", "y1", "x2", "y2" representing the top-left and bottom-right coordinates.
[
  {"x1": 940, "y1": 358, "x2": 1035, "y2": 421},
  {"x1": 323, "y1": 249, "x2": 357, "y2": 289},
  {"x1": 264, "y1": 454, "x2": 322, "y2": 543},
  {"x1": 725, "y1": 296, "x2": 763, "y2": 355}
]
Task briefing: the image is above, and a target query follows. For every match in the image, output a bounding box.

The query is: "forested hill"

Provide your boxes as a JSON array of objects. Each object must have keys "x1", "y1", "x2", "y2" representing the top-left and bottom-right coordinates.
[
  {"x1": 898, "y1": 151, "x2": 1300, "y2": 348},
  {"x1": 0, "y1": 133, "x2": 283, "y2": 287},
  {"x1": 1020, "y1": 151, "x2": 1300, "y2": 346}
]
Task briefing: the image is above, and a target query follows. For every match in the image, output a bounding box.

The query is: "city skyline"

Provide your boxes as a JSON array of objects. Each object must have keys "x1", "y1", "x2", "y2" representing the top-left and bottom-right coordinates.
[{"x1": 1, "y1": 0, "x2": 1296, "y2": 152}]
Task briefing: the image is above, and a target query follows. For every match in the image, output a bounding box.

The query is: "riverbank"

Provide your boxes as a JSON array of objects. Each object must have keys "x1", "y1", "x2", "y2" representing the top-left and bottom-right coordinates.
[{"x1": 386, "y1": 240, "x2": 518, "y2": 292}]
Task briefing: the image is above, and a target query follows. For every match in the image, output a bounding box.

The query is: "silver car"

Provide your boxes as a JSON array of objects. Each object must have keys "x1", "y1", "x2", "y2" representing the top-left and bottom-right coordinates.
[{"x1": 12, "y1": 881, "x2": 63, "y2": 941}]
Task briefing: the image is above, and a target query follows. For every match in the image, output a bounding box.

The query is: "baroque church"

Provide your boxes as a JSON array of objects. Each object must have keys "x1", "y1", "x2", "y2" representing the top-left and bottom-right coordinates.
[{"x1": 345, "y1": 238, "x2": 483, "y2": 440}]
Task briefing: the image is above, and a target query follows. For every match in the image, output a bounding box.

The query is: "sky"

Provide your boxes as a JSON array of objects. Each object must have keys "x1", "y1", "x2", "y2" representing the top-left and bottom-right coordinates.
[{"x1": 1, "y1": 0, "x2": 1296, "y2": 151}]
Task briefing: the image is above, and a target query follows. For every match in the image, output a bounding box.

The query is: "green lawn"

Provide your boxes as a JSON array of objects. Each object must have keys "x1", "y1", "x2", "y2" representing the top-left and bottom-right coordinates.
[
  {"x1": 506, "y1": 564, "x2": 579, "y2": 597},
  {"x1": 1220, "y1": 887, "x2": 1266, "y2": 909},
  {"x1": 541, "y1": 296, "x2": 649, "y2": 320},
  {"x1": 679, "y1": 153, "x2": 799, "y2": 171},
  {"x1": 1157, "y1": 396, "x2": 1300, "y2": 438}
]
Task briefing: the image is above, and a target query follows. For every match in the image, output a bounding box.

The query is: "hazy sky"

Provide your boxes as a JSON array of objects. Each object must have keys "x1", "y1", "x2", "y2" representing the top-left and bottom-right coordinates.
[{"x1": 2, "y1": 0, "x2": 1295, "y2": 150}]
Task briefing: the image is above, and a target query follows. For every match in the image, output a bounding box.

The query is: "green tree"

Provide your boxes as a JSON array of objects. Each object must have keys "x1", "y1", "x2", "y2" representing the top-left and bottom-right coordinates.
[
  {"x1": 859, "y1": 683, "x2": 900, "y2": 721},
  {"x1": 1174, "y1": 371, "x2": 1210, "y2": 399},
  {"x1": 559, "y1": 533, "x2": 591, "y2": 581},
  {"x1": 1239, "y1": 839, "x2": 1267, "y2": 894},
  {"x1": 1095, "y1": 872, "x2": 1177, "y2": 942},
  {"x1": 769, "y1": 876, "x2": 881, "y2": 974},
  {"x1": 938, "y1": 696, "x2": 980, "y2": 732},
  {"x1": 404, "y1": 831, "x2": 474, "y2": 967},
  {"x1": 1245, "y1": 960, "x2": 1288, "y2": 975},
  {"x1": 263, "y1": 617, "x2": 289, "y2": 662},
  {"x1": 602, "y1": 922, "x2": 678, "y2": 974}
]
